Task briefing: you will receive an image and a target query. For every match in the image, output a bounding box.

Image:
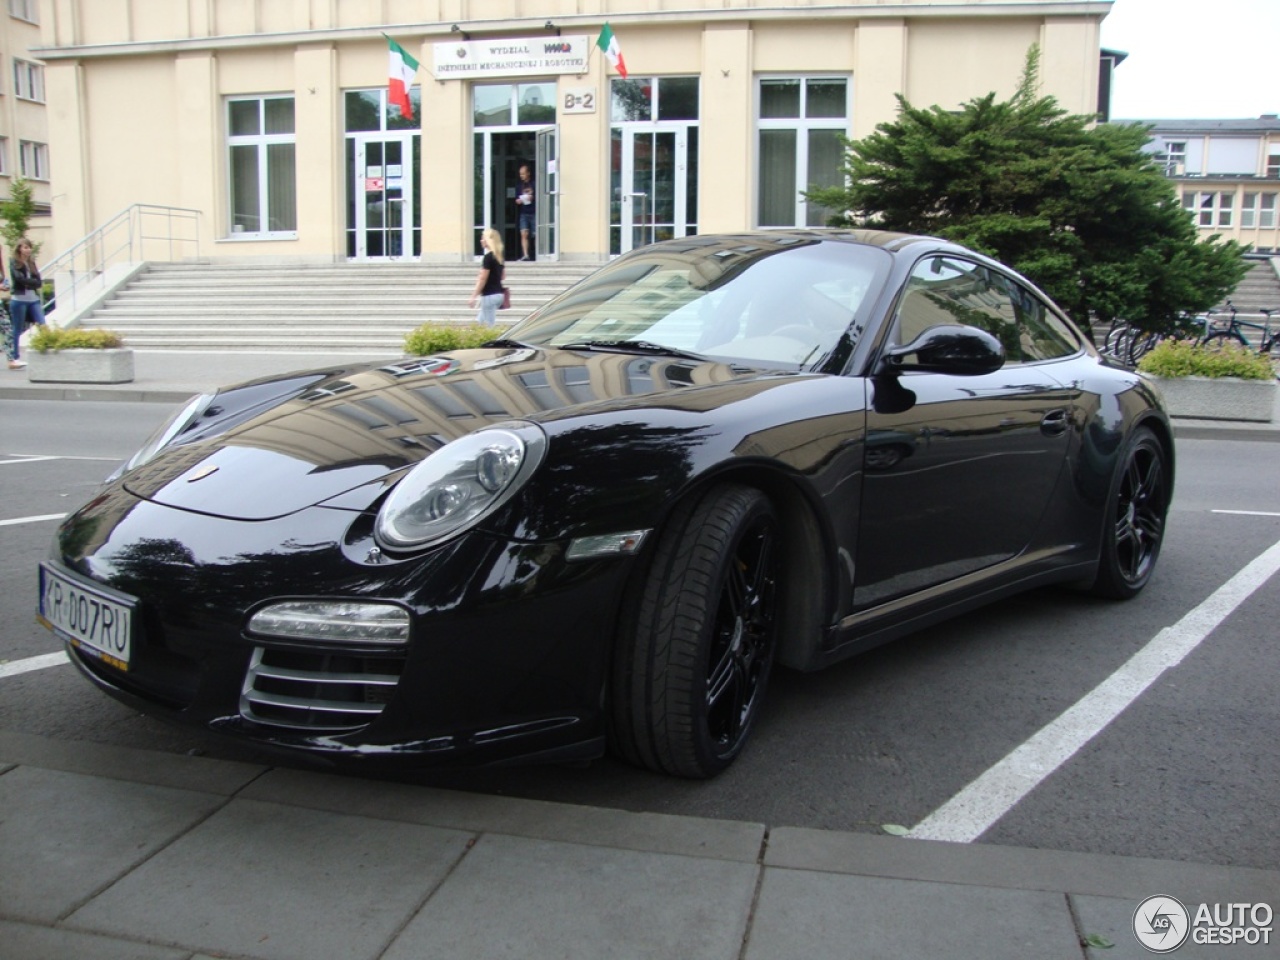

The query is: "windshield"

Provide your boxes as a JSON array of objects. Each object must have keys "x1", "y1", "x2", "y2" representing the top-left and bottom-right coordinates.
[{"x1": 504, "y1": 236, "x2": 892, "y2": 370}]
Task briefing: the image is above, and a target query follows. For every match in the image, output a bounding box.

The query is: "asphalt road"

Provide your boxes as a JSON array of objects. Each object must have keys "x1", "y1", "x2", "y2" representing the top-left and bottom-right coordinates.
[{"x1": 2, "y1": 399, "x2": 1277, "y2": 872}]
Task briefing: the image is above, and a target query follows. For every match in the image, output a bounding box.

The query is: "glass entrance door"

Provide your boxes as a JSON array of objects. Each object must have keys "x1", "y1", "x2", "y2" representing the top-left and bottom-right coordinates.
[
  {"x1": 349, "y1": 135, "x2": 419, "y2": 259},
  {"x1": 611, "y1": 125, "x2": 696, "y2": 254},
  {"x1": 535, "y1": 126, "x2": 559, "y2": 260}
]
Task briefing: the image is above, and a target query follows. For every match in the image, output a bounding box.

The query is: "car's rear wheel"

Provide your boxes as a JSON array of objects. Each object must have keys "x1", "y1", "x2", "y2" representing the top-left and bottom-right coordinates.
[
  {"x1": 1091, "y1": 426, "x2": 1170, "y2": 599},
  {"x1": 610, "y1": 484, "x2": 780, "y2": 778}
]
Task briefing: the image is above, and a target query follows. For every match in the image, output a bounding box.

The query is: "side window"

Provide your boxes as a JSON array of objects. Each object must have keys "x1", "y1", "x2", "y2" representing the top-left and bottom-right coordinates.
[
  {"x1": 995, "y1": 274, "x2": 1080, "y2": 361},
  {"x1": 897, "y1": 257, "x2": 1020, "y2": 359}
]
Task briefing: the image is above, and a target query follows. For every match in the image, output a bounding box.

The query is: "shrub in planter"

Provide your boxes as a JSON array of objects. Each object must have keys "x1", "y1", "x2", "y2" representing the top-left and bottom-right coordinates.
[
  {"x1": 1136, "y1": 338, "x2": 1274, "y2": 381},
  {"x1": 1137, "y1": 338, "x2": 1276, "y2": 422},
  {"x1": 404, "y1": 322, "x2": 500, "y2": 356},
  {"x1": 26, "y1": 326, "x2": 134, "y2": 384},
  {"x1": 30, "y1": 326, "x2": 125, "y2": 352}
]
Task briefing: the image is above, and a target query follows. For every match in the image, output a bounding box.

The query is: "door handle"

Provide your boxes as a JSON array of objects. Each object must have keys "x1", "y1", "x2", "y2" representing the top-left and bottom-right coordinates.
[{"x1": 1040, "y1": 408, "x2": 1070, "y2": 436}]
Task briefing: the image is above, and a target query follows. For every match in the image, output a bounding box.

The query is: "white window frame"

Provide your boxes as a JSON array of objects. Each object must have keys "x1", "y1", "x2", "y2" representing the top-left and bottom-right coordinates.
[
  {"x1": 1268, "y1": 147, "x2": 1280, "y2": 179},
  {"x1": 225, "y1": 95, "x2": 297, "y2": 239},
  {"x1": 12, "y1": 58, "x2": 43, "y2": 102},
  {"x1": 8, "y1": 0, "x2": 38, "y2": 23},
  {"x1": 18, "y1": 139, "x2": 47, "y2": 180},
  {"x1": 0, "y1": 136, "x2": 8, "y2": 176},
  {"x1": 755, "y1": 75, "x2": 850, "y2": 229},
  {"x1": 1260, "y1": 193, "x2": 1277, "y2": 230},
  {"x1": 1187, "y1": 191, "x2": 1233, "y2": 228},
  {"x1": 1163, "y1": 140, "x2": 1186, "y2": 176}
]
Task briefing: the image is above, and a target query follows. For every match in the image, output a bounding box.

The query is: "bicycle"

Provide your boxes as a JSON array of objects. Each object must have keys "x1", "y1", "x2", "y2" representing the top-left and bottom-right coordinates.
[
  {"x1": 1195, "y1": 300, "x2": 1280, "y2": 357},
  {"x1": 1101, "y1": 317, "x2": 1164, "y2": 366}
]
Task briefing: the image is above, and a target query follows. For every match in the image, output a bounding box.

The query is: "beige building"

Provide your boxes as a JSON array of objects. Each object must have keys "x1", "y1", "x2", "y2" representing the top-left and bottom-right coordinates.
[
  {"x1": 1, "y1": 0, "x2": 51, "y2": 253},
  {"x1": 1136, "y1": 118, "x2": 1280, "y2": 255},
  {"x1": 35, "y1": 0, "x2": 1113, "y2": 265}
]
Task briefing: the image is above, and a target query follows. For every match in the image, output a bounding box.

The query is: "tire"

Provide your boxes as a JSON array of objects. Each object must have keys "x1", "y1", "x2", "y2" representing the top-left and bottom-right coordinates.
[
  {"x1": 1090, "y1": 427, "x2": 1170, "y2": 600},
  {"x1": 1198, "y1": 331, "x2": 1248, "y2": 352},
  {"x1": 610, "y1": 484, "x2": 781, "y2": 778}
]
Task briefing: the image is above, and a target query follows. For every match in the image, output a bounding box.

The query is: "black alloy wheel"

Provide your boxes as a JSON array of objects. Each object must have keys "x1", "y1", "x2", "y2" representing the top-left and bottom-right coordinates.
[
  {"x1": 610, "y1": 484, "x2": 781, "y2": 778},
  {"x1": 1091, "y1": 427, "x2": 1170, "y2": 599}
]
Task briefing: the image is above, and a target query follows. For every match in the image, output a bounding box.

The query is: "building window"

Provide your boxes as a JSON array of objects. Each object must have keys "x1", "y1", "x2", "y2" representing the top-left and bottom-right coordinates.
[
  {"x1": 1246, "y1": 193, "x2": 1280, "y2": 229},
  {"x1": 1162, "y1": 140, "x2": 1186, "y2": 176},
  {"x1": 18, "y1": 139, "x2": 47, "y2": 179},
  {"x1": 227, "y1": 96, "x2": 296, "y2": 236},
  {"x1": 756, "y1": 77, "x2": 848, "y2": 228},
  {"x1": 1268, "y1": 147, "x2": 1280, "y2": 179},
  {"x1": 1186, "y1": 191, "x2": 1234, "y2": 228},
  {"x1": 8, "y1": 0, "x2": 38, "y2": 23},
  {"x1": 0, "y1": 136, "x2": 8, "y2": 175},
  {"x1": 473, "y1": 83, "x2": 556, "y2": 127},
  {"x1": 12, "y1": 59, "x2": 43, "y2": 102}
]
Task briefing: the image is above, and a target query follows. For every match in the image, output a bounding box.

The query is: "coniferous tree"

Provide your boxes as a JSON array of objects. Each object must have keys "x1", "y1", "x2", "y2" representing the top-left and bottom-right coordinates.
[{"x1": 806, "y1": 48, "x2": 1247, "y2": 334}]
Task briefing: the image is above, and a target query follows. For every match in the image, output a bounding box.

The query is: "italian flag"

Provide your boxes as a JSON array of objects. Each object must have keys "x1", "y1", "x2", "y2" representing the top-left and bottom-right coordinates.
[
  {"x1": 386, "y1": 36, "x2": 419, "y2": 119},
  {"x1": 596, "y1": 23, "x2": 627, "y2": 79}
]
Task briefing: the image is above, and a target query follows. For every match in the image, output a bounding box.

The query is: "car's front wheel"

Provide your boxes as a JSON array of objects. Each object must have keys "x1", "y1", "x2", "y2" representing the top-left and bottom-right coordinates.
[
  {"x1": 1090, "y1": 426, "x2": 1170, "y2": 599},
  {"x1": 610, "y1": 484, "x2": 780, "y2": 778}
]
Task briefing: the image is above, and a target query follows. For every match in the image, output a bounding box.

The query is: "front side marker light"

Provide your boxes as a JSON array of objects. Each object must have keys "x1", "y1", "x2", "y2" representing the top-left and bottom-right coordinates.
[
  {"x1": 566, "y1": 530, "x2": 650, "y2": 562},
  {"x1": 248, "y1": 601, "x2": 410, "y2": 645}
]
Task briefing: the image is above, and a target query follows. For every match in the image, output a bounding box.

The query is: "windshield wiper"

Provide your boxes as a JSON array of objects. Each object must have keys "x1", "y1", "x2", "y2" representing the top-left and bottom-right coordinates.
[
  {"x1": 558, "y1": 339, "x2": 707, "y2": 361},
  {"x1": 483, "y1": 337, "x2": 537, "y2": 350}
]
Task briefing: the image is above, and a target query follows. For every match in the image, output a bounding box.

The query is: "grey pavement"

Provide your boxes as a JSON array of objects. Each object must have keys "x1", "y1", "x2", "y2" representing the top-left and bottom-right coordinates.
[{"x1": 3, "y1": 351, "x2": 1279, "y2": 960}]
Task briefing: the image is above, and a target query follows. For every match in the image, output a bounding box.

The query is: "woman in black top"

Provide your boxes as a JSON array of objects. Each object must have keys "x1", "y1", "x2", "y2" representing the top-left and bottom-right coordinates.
[
  {"x1": 8, "y1": 238, "x2": 44, "y2": 369},
  {"x1": 468, "y1": 227, "x2": 506, "y2": 327}
]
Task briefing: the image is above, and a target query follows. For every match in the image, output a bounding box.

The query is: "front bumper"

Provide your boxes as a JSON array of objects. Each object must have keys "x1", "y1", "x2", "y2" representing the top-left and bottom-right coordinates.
[{"x1": 47, "y1": 491, "x2": 636, "y2": 768}]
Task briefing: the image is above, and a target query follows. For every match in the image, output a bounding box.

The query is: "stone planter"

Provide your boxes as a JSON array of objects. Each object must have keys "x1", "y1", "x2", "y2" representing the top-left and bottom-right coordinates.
[
  {"x1": 1149, "y1": 375, "x2": 1276, "y2": 422},
  {"x1": 26, "y1": 348, "x2": 135, "y2": 384}
]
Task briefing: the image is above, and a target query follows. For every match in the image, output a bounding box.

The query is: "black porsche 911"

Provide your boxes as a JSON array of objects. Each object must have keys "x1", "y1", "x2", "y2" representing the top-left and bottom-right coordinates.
[{"x1": 38, "y1": 230, "x2": 1173, "y2": 778}]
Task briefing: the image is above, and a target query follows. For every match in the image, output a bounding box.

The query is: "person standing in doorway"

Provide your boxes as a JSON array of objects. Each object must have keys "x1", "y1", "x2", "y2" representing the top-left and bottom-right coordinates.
[
  {"x1": 468, "y1": 227, "x2": 506, "y2": 327},
  {"x1": 8, "y1": 238, "x2": 44, "y2": 369},
  {"x1": 514, "y1": 162, "x2": 535, "y2": 261}
]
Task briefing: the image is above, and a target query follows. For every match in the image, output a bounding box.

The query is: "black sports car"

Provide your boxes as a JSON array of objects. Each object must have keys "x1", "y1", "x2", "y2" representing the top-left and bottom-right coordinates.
[{"x1": 39, "y1": 230, "x2": 1173, "y2": 778}]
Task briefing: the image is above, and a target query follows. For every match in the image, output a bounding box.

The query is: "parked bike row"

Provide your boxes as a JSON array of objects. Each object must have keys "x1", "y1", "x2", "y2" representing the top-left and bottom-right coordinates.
[{"x1": 1100, "y1": 301, "x2": 1280, "y2": 368}]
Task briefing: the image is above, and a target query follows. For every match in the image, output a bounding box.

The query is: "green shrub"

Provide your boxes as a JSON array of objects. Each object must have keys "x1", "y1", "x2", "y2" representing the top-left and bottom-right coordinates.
[
  {"x1": 403, "y1": 322, "x2": 500, "y2": 356},
  {"x1": 1137, "y1": 338, "x2": 1275, "y2": 381},
  {"x1": 30, "y1": 326, "x2": 125, "y2": 352}
]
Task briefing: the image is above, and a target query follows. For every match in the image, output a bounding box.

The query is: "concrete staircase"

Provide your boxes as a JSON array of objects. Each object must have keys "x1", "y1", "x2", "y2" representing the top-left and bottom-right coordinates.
[
  {"x1": 75, "y1": 260, "x2": 603, "y2": 354},
  {"x1": 1224, "y1": 257, "x2": 1280, "y2": 316}
]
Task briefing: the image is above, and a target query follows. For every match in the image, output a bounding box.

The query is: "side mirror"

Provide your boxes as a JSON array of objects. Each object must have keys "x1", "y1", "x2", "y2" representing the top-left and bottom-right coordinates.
[{"x1": 882, "y1": 324, "x2": 1005, "y2": 376}]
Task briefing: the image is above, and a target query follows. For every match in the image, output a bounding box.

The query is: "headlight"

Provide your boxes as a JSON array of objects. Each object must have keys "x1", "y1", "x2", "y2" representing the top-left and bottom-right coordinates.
[
  {"x1": 374, "y1": 422, "x2": 547, "y2": 550},
  {"x1": 112, "y1": 392, "x2": 218, "y2": 479}
]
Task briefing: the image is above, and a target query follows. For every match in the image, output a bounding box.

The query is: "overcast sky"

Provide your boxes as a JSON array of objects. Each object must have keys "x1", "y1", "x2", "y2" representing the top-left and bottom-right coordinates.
[{"x1": 1100, "y1": 0, "x2": 1279, "y2": 120}]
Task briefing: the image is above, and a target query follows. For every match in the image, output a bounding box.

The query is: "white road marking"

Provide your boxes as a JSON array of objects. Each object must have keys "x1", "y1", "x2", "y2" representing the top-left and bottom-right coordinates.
[
  {"x1": 0, "y1": 651, "x2": 69, "y2": 679},
  {"x1": 0, "y1": 514, "x2": 67, "y2": 527},
  {"x1": 1213, "y1": 509, "x2": 1280, "y2": 518},
  {"x1": 909, "y1": 536, "x2": 1280, "y2": 843},
  {"x1": 0, "y1": 456, "x2": 59, "y2": 465}
]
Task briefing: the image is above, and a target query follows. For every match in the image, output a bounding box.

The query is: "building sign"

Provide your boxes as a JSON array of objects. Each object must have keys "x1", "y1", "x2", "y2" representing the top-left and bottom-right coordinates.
[
  {"x1": 562, "y1": 86, "x2": 597, "y2": 114},
  {"x1": 432, "y1": 35, "x2": 590, "y2": 79}
]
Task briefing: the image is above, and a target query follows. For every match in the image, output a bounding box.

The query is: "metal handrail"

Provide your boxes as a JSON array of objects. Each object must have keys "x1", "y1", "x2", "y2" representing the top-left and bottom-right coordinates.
[{"x1": 42, "y1": 204, "x2": 202, "y2": 316}]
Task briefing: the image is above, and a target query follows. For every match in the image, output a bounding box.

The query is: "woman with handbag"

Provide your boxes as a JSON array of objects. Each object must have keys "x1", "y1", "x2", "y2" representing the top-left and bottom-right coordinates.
[
  {"x1": 468, "y1": 227, "x2": 507, "y2": 327},
  {"x1": 8, "y1": 238, "x2": 45, "y2": 369}
]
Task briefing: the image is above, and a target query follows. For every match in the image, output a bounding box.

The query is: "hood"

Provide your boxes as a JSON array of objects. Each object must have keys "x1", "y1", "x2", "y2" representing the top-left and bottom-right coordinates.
[{"x1": 122, "y1": 347, "x2": 783, "y2": 520}]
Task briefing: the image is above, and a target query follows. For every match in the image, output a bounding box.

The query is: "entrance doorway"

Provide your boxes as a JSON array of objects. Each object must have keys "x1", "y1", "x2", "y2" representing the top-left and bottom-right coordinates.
[
  {"x1": 343, "y1": 88, "x2": 422, "y2": 260},
  {"x1": 607, "y1": 77, "x2": 700, "y2": 255},
  {"x1": 472, "y1": 82, "x2": 559, "y2": 260},
  {"x1": 611, "y1": 126, "x2": 696, "y2": 254},
  {"x1": 348, "y1": 135, "x2": 420, "y2": 259}
]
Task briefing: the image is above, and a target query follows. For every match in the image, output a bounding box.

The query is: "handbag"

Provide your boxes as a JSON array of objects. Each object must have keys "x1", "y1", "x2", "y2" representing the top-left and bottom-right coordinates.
[{"x1": 500, "y1": 286, "x2": 511, "y2": 310}]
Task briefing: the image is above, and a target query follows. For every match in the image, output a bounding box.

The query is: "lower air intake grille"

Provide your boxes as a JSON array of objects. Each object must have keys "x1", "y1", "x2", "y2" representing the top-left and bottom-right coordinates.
[{"x1": 240, "y1": 646, "x2": 405, "y2": 732}]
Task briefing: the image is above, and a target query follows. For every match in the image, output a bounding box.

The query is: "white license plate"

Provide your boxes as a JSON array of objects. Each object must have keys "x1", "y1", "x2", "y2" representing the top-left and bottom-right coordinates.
[{"x1": 39, "y1": 564, "x2": 135, "y2": 672}]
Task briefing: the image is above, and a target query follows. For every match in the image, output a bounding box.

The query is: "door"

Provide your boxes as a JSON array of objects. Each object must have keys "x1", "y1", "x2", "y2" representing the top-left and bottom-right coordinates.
[
  {"x1": 852, "y1": 256, "x2": 1075, "y2": 610},
  {"x1": 612, "y1": 126, "x2": 694, "y2": 254},
  {"x1": 350, "y1": 135, "x2": 419, "y2": 259},
  {"x1": 535, "y1": 126, "x2": 559, "y2": 260}
]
